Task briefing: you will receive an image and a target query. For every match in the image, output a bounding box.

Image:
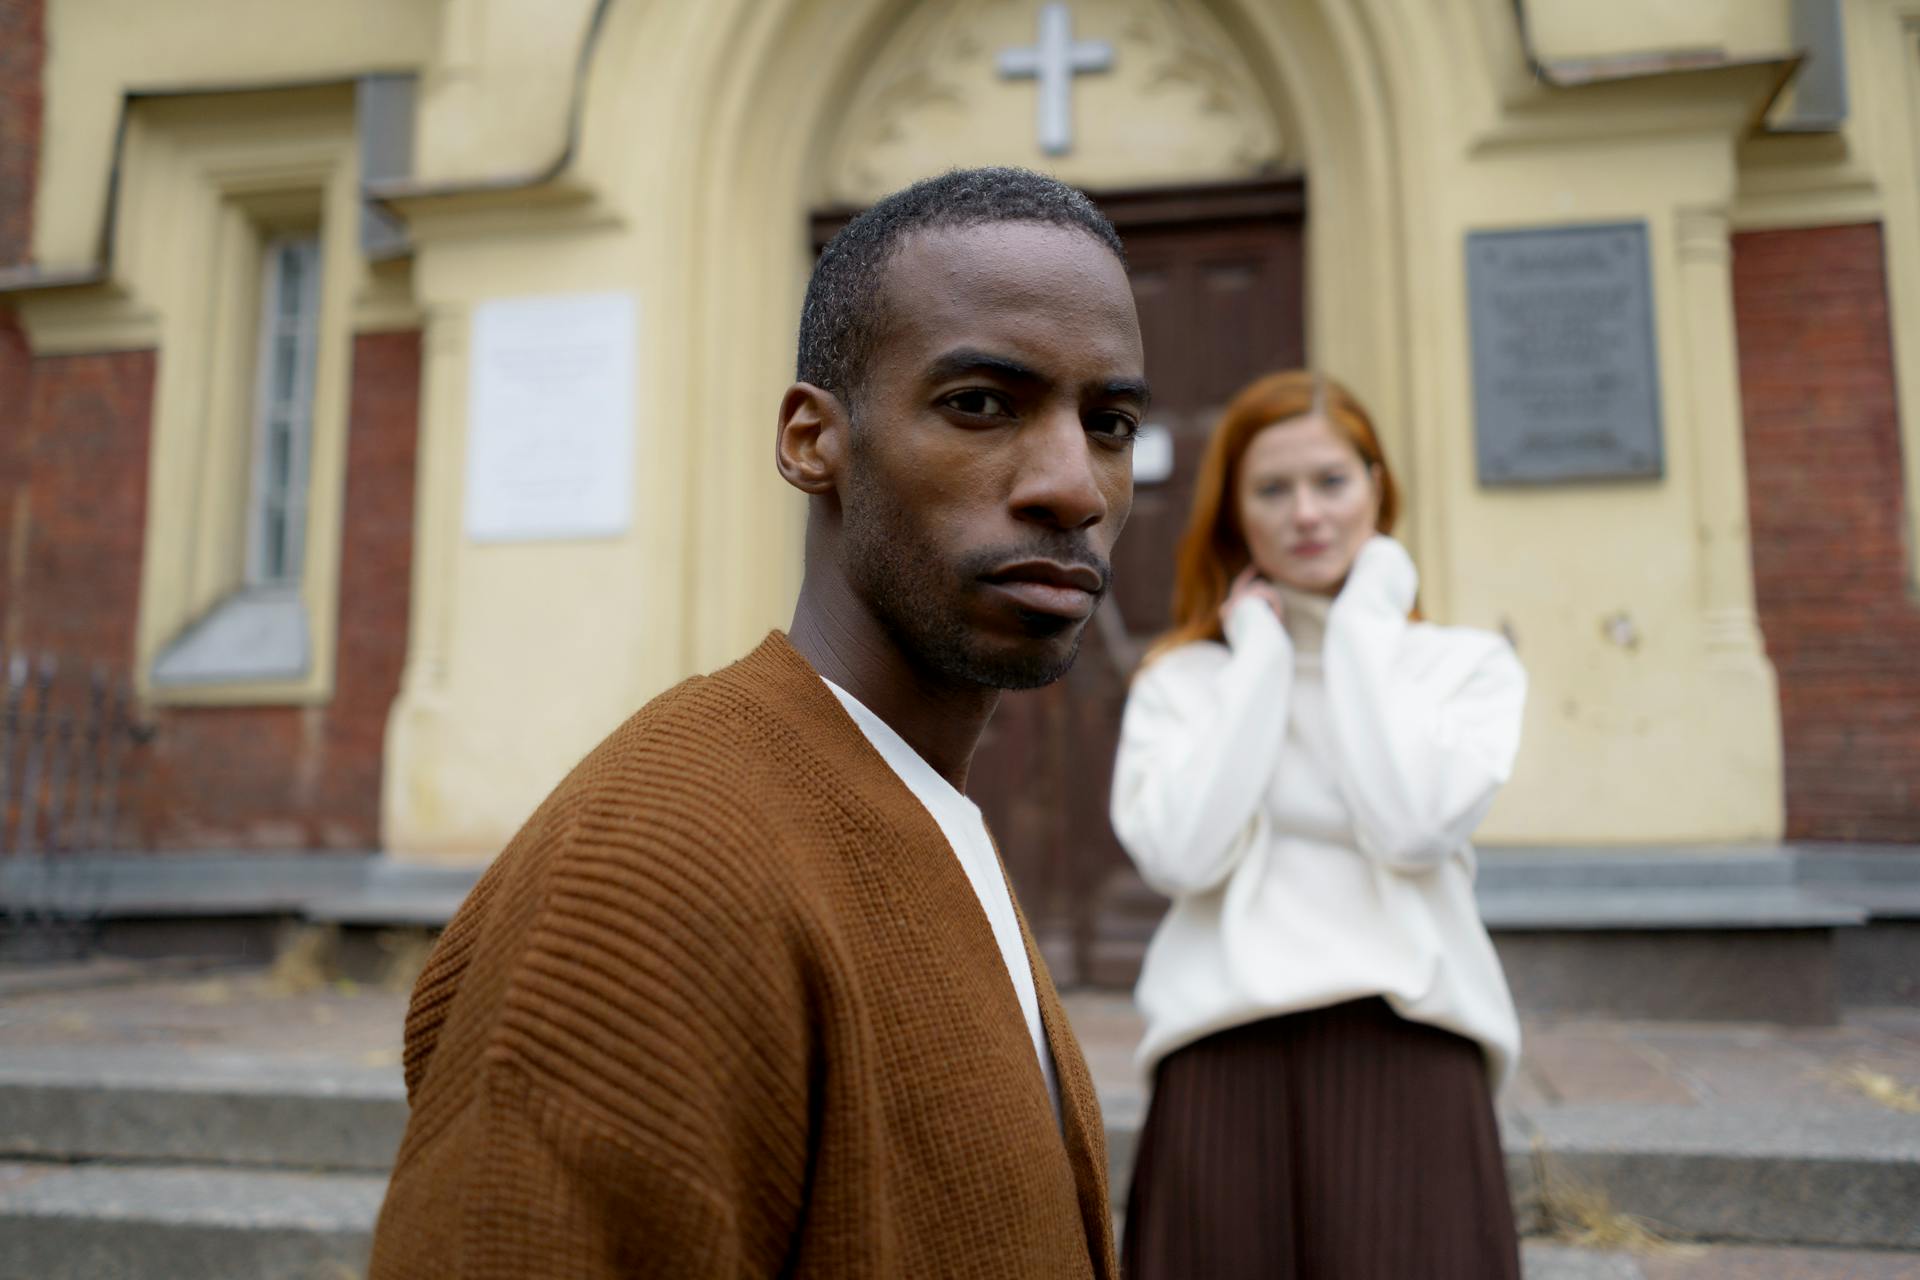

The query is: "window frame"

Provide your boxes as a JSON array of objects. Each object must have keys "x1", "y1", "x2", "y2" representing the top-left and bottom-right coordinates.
[
  {"x1": 245, "y1": 234, "x2": 324, "y2": 591},
  {"x1": 112, "y1": 88, "x2": 367, "y2": 706}
]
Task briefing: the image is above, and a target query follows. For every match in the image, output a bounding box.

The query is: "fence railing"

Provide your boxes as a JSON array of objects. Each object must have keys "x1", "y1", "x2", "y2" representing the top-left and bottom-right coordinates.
[{"x1": 0, "y1": 652, "x2": 154, "y2": 960}]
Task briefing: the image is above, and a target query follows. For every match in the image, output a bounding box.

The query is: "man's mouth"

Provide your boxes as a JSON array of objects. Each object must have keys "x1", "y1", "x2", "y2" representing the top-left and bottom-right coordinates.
[{"x1": 979, "y1": 560, "x2": 1105, "y2": 620}]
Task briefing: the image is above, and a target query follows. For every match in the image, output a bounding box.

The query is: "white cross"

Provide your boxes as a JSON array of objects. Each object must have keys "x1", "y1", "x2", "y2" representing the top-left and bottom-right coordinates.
[{"x1": 996, "y1": 4, "x2": 1114, "y2": 157}]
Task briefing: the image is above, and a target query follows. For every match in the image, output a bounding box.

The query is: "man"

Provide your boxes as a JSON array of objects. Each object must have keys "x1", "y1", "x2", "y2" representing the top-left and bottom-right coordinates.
[{"x1": 369, "y1": 167, "x2": 1147, "y2": 1278}]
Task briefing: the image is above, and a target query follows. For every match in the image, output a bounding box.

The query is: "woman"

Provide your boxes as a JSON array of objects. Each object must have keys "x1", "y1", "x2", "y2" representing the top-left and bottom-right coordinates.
[{"x1": 1112, "y1": 370, "x2": 1526, "y2": 1279}]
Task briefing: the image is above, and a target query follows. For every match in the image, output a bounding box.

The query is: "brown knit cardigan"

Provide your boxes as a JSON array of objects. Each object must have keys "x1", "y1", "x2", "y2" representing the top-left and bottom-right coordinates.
[{"x1": 369, "y1": 632, "x2": 1115, "y2": 1279}]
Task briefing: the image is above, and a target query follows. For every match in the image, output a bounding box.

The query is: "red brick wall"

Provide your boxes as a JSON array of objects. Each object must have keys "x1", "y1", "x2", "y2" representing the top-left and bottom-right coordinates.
[
  {"x1": 0, "y1": 328, "x2": 155, "y2": 665},
  {"x1": 0, "y1": 321, "x2": 156, "y2": 851},
  {"x1": 0, "y1": 0, "x2": 44, "y2": 267},
  {"x1": 134, "y1": 330, "x2": 422, "y2": 849},
  {"x1": 0, "y1": 0, "x2": 419, "y2": 850},
  {"x1": 1732, "y1": 222, "x2": 1920, "y2": 843},
  {"x1": 0, "y1": 329, "x2": 420, "y2": 851}
]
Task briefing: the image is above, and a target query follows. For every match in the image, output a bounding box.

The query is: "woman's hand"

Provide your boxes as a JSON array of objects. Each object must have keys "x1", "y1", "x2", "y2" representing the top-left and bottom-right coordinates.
[
  {"x1": 1221, "y1": 564, "x2": 1287, "y2": 627},
  {"x1": 1336, "y1": 535, "x2": 1419, "y2": 617}
]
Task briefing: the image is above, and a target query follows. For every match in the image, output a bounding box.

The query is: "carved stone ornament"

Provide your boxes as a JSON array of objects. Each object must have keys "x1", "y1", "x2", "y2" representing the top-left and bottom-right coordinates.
[{"x1": 824, "y1": 0, "x2": 1293, "y2": 205}]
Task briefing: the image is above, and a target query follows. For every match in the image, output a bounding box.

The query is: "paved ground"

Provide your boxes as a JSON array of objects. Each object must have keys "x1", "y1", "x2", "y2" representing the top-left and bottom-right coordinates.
[
  {"x1": 1064, "y1": 988, "x2": 1920, "y2": 1115},
  {"x1": 0, "y1": 959, "x2": 411, "y2": 1070},
  {"x1": 3, "y1": 960, "x2": 1918, "y2": 1276}
]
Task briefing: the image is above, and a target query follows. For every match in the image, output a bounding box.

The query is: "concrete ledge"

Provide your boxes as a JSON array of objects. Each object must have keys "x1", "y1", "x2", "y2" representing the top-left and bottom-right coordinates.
[
  {"x1": 1477, "y1": 889, "x2": 1864, "y2": 931},
  {"x1": 1493, "y1": 929, "x2": 1838, "y2": 1023},
  {"x1": 8, "y1": 846, "x2": 1916, "y2": 930},
  {"x1": 0, "y1": 853, "x2": 376, "y2": 918},
  {"x1": 1795, "y1": 847, "x2": 1920, "y2": 920},
  {"x1": 9, "y1": 849, "x2": 1919, "y2": 1021},
  {"x1": 1477, "y1": 847, "x2": 1878, "y2": 930},
  {"x1": 305, "y1": 860, "x2": 483, "y2": 927}
]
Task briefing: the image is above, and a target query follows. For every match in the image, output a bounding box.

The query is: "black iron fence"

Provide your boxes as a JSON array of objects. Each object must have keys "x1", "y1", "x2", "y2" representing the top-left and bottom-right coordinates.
[{"x1": 0, "y1": 652, "x2": 154, "y2": 960}]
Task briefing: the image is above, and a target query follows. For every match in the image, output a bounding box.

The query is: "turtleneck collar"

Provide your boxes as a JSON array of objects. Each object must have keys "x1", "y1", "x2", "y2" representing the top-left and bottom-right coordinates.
[{"x1": 1272, "y1": 580, "x2": 1335, "y2": 654}]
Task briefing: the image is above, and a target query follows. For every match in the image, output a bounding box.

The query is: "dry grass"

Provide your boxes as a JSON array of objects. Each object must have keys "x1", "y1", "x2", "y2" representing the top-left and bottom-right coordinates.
[
  {"x1": 262, "y1": 924, "x2": 437, "y2": 996},
  {"x1": 266, "y1": 924, "x2": 339, "y2": 996},
  {"x1": 1533, "y1": 1149, "x2": 1691, "y2": 1255},
  {"x1": 374, "y1": 928, "x2": 437, "y2": 993},
  {"x1": 1835, "y1": 1063, "x2": 1920, "y2": 1114},
  {"x1": 303, "y1": 1262, "x2": 362, "y2": 1280}
]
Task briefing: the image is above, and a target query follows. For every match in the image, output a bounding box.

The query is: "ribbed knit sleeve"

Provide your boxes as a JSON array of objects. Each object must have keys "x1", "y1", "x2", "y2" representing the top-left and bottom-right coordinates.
[
  {"x1": 1321, "y1": 537, "x2": 1527, "y2": 873},
  {"x1": 371, "y1": 745, "x2": 818, "y2": 1278},
  {"x1": 1110, "y1": 597, "x2": 1295, "y2": 897},
  {"x1": 372, "y1": 633, "x2": 1117, "y2": 1279}
]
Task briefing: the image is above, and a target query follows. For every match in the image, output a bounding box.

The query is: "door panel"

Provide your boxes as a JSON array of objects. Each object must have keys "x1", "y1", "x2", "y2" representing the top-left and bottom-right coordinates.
[{"x1": 972, "y1": 181, "x2": 1308, "y2": 986}]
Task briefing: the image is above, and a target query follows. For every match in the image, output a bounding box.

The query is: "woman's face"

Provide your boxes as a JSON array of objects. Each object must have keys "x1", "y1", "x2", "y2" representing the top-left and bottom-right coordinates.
[{"x1": 1234, "y1": 414, "x2": 1382, "y2": 595}]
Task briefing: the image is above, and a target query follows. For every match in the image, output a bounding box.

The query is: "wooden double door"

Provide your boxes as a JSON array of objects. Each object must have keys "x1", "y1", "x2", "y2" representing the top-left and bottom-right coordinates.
[{"x1": 811, "y1": 177, "x2": 1307, "y2": 986}]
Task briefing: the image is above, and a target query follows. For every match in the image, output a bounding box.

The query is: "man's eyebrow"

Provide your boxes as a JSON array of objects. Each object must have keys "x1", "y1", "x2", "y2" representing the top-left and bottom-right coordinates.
[
  {"x1": 924, "y1": 349, "x2": 1049, "y2": 387},
  {"x1": 926, "y1": 349, "x2": 1152, "y2": 408}
]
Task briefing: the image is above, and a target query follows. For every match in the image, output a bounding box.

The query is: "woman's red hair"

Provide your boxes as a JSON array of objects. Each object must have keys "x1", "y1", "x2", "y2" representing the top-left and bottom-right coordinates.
[{"x1": 1147, "y1": 370, "x2": 1402, "y2": 664}]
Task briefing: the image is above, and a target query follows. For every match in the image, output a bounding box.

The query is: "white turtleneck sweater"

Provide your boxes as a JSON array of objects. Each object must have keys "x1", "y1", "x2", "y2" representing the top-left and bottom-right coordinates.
[{"x1": 1110, "y1": 535, "x2": 1527, "y2": 1088}]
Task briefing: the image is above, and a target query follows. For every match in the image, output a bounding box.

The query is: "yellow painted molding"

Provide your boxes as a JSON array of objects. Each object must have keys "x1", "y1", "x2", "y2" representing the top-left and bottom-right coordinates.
[
  {"x1": 10, "y1": 284, "x2": 160, "y2": 355},
  {"x1": 144, "y1": 673, "x2": 335, "y2": 709},
  {"x1": 1729, "y1": 182, "x2": 1882, "y2": 230},
  {"x1": 378, "y1": 184, "x2": 621, "y2": 250},
  {"x1": 1870, "y1": 0, "x2": 1920, "y2": 591},
  {"x1": 107, "y1": 87, "x2": 395, "y2": 710},
  {"x1": 1468, "y1": 60, "x2": 1801, "y2": 156},
  {"x1": 32, "y1": 0, "x2": 441, "y2": 271},
  {"x1": 353, "y1": 262, "x2": 426, "y2": 334}
]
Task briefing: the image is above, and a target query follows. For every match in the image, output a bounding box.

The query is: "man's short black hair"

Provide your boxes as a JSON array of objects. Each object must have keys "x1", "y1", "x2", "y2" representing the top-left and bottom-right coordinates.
[{"x1": 796, "y1": 167, "x2": 1126, "y2": 405}]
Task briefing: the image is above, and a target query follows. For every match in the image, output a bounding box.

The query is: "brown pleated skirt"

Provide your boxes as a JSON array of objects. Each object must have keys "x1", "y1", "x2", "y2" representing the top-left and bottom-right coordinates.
[{"x1": 1121, "y1": 998, "x2": 1520, "y2": 1280}]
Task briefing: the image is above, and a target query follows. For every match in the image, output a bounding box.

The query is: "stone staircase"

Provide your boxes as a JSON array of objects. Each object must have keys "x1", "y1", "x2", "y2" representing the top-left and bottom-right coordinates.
[
  {"x1": 1, "y1": 968, "x2": 1916, "y2": 1278},
  {"x1": 0, "y1": 1032, "x2": 398, "y2": 1278}
]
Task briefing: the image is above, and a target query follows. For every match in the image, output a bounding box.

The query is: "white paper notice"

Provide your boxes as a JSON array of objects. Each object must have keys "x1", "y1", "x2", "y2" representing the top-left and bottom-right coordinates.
[{"x1": 464, "y1": 292, "x2": 637, "y2": 543}]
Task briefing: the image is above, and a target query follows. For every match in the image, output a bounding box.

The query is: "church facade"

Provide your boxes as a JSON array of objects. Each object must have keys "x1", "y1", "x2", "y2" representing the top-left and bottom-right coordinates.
[{"x1": 3, "y1": 1, "x2": 1917, "y2": 909}]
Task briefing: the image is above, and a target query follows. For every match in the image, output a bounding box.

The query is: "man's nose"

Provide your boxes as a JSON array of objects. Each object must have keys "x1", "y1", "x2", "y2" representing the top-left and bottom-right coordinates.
[{"x1": 1009, "y1": 407, "x2": 1107, "y2": 532}]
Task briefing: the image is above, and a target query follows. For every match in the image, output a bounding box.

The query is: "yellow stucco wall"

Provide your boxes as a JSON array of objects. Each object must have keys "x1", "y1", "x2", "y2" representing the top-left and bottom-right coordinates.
[{"x1": 22, "y1": 0, "x2": 1920, "y2": 858}]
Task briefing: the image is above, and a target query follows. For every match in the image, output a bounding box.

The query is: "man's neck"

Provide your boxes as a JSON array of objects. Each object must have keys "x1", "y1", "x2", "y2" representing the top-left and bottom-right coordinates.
[{"x1": 788, "y1": 579, "x2": 999, "y2": 793}]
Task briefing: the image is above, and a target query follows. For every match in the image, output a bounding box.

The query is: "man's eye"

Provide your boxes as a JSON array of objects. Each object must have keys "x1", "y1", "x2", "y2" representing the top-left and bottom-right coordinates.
[
  {"x1": 1091, "y1": 413, "x2": 1140, "y2": 442},
  {"x1": 946, "y1": 389, "x2": 1013, "y2": 417}
]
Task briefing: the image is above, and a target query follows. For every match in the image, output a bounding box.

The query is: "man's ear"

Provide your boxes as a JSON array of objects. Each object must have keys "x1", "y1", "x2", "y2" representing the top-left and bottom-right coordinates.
[{"x1": 776, "y1": 382, "x2": 849, "y2": 496}]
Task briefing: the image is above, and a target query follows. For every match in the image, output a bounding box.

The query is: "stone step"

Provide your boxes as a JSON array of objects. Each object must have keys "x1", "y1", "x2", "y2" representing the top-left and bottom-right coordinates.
[
  {"x1": 0, "y1": 1049, "x2": 405, "y2": 1172},
  {"x1": 4, "y1": 1162, "x2": 1907, "y2": 1280},
  {"x1": 4, "y1": 1157, "x2": 1908, "y2": 1280},
  {"x1": 0, "y1": 1161, "x2": 383, "y2": 1280},
  {"x1": 1506, "y1": 1102, "x2": 1920, "y2": 1251},
  {"x1": 1521, "y1": 1242, "x2": 1920, "y2": 1279},
  {"x1": 6, "y1": 1061, "x2": 1915, "y2": 1254},
  {"x1": 1102, "y1": 1091, "x2": 1920, "y2": 1251}
]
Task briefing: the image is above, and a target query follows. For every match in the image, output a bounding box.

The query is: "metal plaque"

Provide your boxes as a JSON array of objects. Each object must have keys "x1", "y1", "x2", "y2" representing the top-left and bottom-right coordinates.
[{"x1": 1466, "y1": 222, "x2": 1664, "y2": 485}]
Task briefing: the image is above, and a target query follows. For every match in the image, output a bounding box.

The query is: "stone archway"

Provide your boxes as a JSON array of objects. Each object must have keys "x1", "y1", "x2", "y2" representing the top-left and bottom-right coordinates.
[
  {"x1": 604, "y1": 0, "x2": 1439, "y2": 978},
  {"x1": 576, "y1": 0, "x2": 1445, "y2": 669}
]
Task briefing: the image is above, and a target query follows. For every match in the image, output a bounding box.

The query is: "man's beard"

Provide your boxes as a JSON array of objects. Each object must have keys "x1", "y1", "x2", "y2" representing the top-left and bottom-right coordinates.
[{"x1": 841, "y1": 447, "x2": 1104, "y2": 692}]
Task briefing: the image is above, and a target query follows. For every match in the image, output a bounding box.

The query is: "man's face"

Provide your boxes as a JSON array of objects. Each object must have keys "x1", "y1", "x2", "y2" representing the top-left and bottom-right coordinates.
[{"x1": 839, "y1": 221, "x2": 1146, "y2": 690}]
